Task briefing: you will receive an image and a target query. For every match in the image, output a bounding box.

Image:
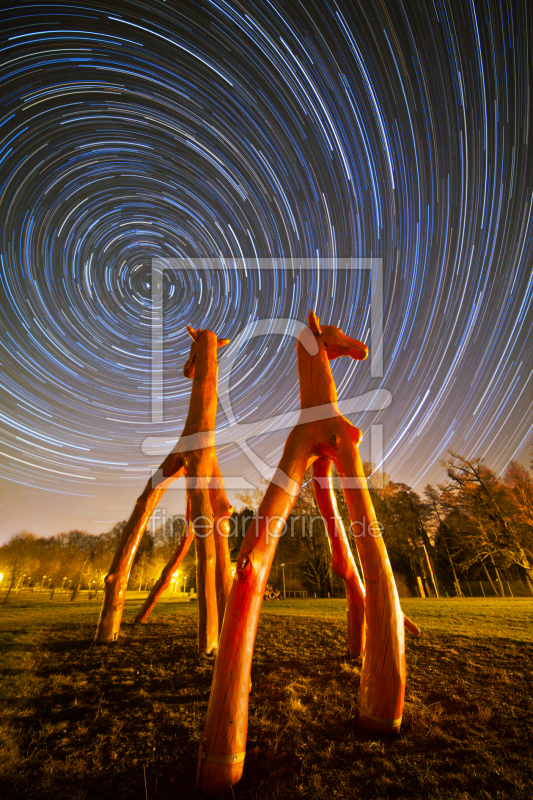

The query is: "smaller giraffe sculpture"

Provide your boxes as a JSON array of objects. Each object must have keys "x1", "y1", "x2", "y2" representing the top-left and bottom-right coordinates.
[
  {"x1": 197, "y1": 311, "x2": 418, "y2": 795},
  {"x1": 95, "y1": 326, "x2": 233, "y2": 654},
  {"x1": 133, "y1": 327, "x2": 234, "y2": 634}
]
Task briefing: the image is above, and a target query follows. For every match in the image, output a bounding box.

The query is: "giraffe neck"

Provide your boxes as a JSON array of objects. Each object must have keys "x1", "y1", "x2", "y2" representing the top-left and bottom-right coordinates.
[
  {"x1": 182, "y1": 332, "x2": 219, "y2": 436},
  {"x1": 297, "y1": 339, "x2": 339, "y2": 411}
]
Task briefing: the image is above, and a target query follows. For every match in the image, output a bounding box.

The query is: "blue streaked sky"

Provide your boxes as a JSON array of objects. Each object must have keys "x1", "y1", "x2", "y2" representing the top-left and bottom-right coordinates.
[{"x1": 0, "y1": 0, "x2": 532, "y2": 541}]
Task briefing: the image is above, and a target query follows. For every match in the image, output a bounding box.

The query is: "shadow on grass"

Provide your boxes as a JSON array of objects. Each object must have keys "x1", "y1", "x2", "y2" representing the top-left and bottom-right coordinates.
[{"x1": 1, "y1": 612, "x2": 533, "y2": 799}]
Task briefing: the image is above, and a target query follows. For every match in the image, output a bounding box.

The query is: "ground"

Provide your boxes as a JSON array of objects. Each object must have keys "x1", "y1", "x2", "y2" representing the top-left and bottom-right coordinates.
[{"x1": 1, "y1": 596, "x2": 532, "y2": 799}]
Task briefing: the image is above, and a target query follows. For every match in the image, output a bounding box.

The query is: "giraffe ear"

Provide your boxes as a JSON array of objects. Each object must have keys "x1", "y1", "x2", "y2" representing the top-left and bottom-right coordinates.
[
  {"x1": 307, "y1": 310, "x2": 322, "y2": 335},
  {"x1": 217, "y1": 338, "x2": 230, "y2": 348},
  {"x1": 186, "y1": 326, "x2": 198, "y2": 341}
]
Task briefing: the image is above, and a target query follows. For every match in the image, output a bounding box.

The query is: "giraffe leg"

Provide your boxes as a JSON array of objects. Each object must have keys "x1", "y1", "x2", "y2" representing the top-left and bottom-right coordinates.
[
  {"x1": 312, "y1": 457, "x2": 365, "y2": 658},
  {"x1": 134, "y1": 497, "x2": 193, "y2": 624},
  {"x1": 95, "y1": 453, "x2": 185, "y2": 643},
  {"x1": 197, "y1": 432, "x2": 310, "y2": 796},
  {"x1": 337, "y1": 437, "x2": 405, "y2": 735},
  {"x1": 312, "y1": 460, "x2": 419, "y2": 645},
  {"x1": 190, "y1": 488, "x2": 219, "y2": 655},
  {"x1": 209, "y1": 473, "x2": 234, "y2": 624}
]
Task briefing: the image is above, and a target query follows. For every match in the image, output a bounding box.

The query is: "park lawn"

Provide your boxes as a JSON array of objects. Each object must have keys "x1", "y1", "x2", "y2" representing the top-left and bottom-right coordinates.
[
  {"x1": 2, "y1": 595, "x2": 532, "y2": 641},
  {"x1": 260, "y1": 596, "x2": 533, "y2": 642},
  {"x1": 0, "y1": 594, "x2": 196, "y2": 633},
  {"x1": 0, "y1": 597, "x2": 532, "y2": 799}
]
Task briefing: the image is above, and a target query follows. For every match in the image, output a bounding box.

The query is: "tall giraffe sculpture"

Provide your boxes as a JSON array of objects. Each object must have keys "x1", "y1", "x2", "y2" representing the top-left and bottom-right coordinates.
[
  {"x1": 95, "y1": 326, "x2": 233, "y2": 655},
  {"x1": 197, "y1": 311, "x2": 415, "y2": 795}
]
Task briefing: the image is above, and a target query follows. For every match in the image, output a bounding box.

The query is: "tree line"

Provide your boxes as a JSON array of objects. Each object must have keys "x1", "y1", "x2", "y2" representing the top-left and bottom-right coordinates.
[
  {"x1": 238, "y1": 452, "x2": 533, "y2": 598},
  {"x1": 1, "y1": 452, "x2": 532, "y2": 602}
]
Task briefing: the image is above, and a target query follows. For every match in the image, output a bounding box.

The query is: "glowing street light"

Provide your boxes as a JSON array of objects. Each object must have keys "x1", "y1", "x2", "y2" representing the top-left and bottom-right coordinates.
[{"x1": 171, "y1": 570, "x2": 179, "y2": 594}]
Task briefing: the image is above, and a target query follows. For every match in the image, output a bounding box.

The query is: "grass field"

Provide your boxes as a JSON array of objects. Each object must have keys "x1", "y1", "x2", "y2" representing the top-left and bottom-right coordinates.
[{"x1": 1, "y1": 596, "x2": 532, "y2": 799}]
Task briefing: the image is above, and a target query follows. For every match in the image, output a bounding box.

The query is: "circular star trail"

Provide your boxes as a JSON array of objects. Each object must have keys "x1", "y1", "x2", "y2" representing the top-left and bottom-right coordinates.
[{"x1": 0, "y1": 0, "x2": 532, "y2": 538}]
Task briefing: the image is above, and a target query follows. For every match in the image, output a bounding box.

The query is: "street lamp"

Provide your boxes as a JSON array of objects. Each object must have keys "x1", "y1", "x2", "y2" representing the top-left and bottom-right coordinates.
[
  {"x1": 38, "y1": 576, "x2": 47, "y2": 599},
  {"x1": 171, "y1": 570, "x2": 179, "y2": 594},
  {"x1": 280, "y1": 564, "x2": 286, "y2": 600}
]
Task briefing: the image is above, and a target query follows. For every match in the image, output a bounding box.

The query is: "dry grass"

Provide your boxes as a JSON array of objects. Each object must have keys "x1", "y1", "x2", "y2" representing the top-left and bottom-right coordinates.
[{"x1": 0, "y1": 600, "x2": 532, "y2": 799}]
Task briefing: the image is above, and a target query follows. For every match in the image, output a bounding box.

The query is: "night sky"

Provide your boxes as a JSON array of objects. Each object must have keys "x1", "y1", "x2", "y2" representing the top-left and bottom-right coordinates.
[{"x1": 1, "y1": 0, "x2": 532, "y2": 542}]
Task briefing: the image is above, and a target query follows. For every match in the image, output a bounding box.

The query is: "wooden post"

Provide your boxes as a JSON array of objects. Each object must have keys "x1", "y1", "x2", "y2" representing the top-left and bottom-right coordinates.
[{"x1": 422, "y1": 543, "x2": 440, "y2": 597}]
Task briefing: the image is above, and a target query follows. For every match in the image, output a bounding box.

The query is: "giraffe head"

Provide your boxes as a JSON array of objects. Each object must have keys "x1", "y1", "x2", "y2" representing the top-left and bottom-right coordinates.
[
  {"x1": 183, "y1": 326, "x2": 230, "y2": 379},
  {"x1": 306, "y1": 310, "x2": 368, "y2": 361}
]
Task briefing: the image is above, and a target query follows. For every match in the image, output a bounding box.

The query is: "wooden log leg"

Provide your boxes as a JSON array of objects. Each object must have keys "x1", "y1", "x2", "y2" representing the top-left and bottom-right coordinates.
[
  {"x1": 134, "y1": 500, "x2": 193, "y2": 624},
  {"x1": 197, "y1": 436, "x2": 309, "y2": 795},
  {"x1": 95, "y1": 454, "x2": 184, "y2": 643},
  {"x1": 312, "y1": 460, "x2": 419, "y2": 644},
  {"x1": 209, "y1": 480, "x2": 234, "y2": 624},
  {"x1": 338, "y1": 440, "x2": 405, "y2": 735},
  {"x1": 312, "y1": 457, "x2": 365, "y2": 658},
  {"x1": 190, "y1": 488, "x2": 219, "y2": 655}
]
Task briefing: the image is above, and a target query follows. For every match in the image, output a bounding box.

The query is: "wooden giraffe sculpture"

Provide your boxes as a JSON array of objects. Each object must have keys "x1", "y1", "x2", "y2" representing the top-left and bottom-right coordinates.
[
  {"x1": 95, "y1": 326, "x2": 233, "y2": 654},
  {"x1": 197, "y1": 311, "x2": 411, "y2": 795}
]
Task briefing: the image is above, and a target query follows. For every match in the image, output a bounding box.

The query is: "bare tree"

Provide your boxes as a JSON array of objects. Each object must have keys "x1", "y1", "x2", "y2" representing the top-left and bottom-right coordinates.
[
  {"x1": 439, "y1": 453, "x2": 533, "y2": 579},
  {"x1": 0, "y1": 532, "x2": 36, "y2": 604}
]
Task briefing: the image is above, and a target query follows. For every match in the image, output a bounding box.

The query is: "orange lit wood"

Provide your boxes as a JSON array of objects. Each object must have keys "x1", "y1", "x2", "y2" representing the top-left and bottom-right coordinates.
[
  {"x1": 312, "y1": 456, "x2": 366, "y2": 657},
  {"x1": 95, "y1": 327, "x2": 232, "y2": 652},
  {"x1": 312, "y1": 457, "x2": 419, "y2": 653},
  {"x1": 133, "y1": 497, "x2": 194, "y2": 624},
  {"x1": 198, "y1": 311, "x2": 413, "y2": 795}
]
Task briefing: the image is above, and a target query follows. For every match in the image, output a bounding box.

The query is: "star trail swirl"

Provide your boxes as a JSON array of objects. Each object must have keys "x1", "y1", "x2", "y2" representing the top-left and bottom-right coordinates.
[{"x1": 0, "y1": 0, "x2": 532, "y2": 539}]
